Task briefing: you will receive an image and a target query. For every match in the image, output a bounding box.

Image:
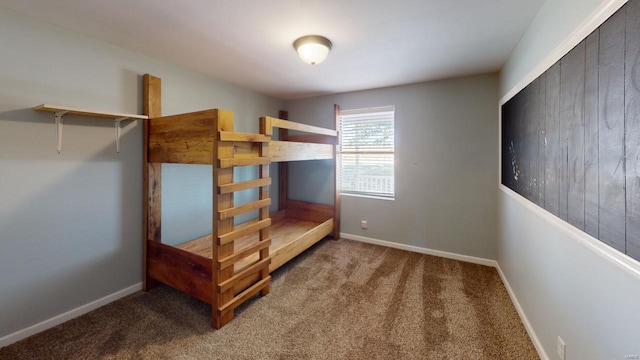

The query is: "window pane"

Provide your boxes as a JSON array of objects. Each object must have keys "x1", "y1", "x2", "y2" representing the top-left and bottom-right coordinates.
[
  {"x1": 341, "y1": 153, "x2": 394, "y2": 197},
  {"x1": 339, "y1": 106, "x2": 395, "y2": 199}
]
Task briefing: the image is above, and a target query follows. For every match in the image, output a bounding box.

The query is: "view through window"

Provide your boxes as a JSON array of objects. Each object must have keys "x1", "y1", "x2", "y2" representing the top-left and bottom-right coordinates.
[{"x1": 339, "y1": 106, "x2": 395, "y2": 199}]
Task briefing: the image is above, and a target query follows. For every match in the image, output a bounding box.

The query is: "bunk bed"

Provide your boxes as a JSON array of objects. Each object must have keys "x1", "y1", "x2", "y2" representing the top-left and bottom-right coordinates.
[{"x1": 142, "y1": 74, "x2": 340, "y2": 329}]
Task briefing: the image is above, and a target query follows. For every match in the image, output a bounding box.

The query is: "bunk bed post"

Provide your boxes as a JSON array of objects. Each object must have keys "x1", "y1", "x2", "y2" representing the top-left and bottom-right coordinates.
[
  {"x1": 212, "y1": 109, "x2": 236, "y2": 328},
  {"x1": 333, "y1": 104, "x2": 341, "y2": 240},
  {"x1": 259, "y1": 116, "x2": 272, "y2": 297},
  {"x1": 278, "y1": 110, "x2": 289, "y2": 212},
  {"x1": 143, "y1": 74, "x2": 162, "y2": 291}
]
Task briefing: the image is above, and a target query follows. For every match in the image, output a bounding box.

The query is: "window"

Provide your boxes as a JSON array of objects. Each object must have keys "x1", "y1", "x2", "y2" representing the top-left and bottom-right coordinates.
[{"x1": 339, "y1": 106, "x2": 395, "y2": 199}]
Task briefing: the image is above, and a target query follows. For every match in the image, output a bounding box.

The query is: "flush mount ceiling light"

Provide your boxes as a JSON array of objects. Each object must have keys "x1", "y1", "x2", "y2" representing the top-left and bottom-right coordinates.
[{"x1": 293, "y1": 35, "x2": 332, "y2": 65}]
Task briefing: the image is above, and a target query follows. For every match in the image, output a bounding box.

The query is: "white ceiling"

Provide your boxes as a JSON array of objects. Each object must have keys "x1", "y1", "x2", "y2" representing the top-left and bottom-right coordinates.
[{"x1": 0, "y1": 0, "x2": 545, "y2": 100}]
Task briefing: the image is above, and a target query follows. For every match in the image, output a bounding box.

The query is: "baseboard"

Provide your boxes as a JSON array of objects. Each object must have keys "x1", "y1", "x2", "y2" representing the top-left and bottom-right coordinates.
[
  {"x1": 0, "y1": 282, "x2": 142, "y2": 348},
  {"x1": 340, "y1": 233, "x2": 497, "y2": 267},
  {"x1": 495, "y1": 264, "x2": 549, "y2": 360}
]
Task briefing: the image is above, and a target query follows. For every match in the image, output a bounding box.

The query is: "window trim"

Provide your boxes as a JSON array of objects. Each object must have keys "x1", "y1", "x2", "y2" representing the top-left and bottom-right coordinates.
[{"x1": 338, "y1": 105, "x2": 395, "y2": 200}]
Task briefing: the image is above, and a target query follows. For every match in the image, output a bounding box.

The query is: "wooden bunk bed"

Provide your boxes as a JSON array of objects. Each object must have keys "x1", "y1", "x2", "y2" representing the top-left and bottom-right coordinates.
[{"x1": 142, "y1": 74, "x2": 340, "y2": 329}]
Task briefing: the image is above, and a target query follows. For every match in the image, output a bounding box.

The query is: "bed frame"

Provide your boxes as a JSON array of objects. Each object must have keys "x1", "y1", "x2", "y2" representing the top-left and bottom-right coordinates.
[{"x1": 141, "y1": 74, "x2": 340, "y2": 328}]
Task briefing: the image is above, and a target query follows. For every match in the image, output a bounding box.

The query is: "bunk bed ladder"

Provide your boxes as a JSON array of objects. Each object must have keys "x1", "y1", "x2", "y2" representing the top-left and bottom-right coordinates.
[{"x1": 212, "y1": 114, "x2": 273, "y2": 329}]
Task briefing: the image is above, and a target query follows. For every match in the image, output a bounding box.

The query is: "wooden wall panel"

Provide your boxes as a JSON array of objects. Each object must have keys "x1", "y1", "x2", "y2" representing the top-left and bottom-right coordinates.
[
  {"x1": 562, "y1": 41, "x2": 586, "y2": 230},
  {"x1": 626, "y1": 0, "x2": 640, "y2": 259},
  {"x1": 544, "y1": 63, "x2": 561, "y2": 217},
  {"x1": 537, "y1": 75, "x2": 546, "y2": 208},
  {"x1": 512, "y1": 89, "x2": 525, "y2": 197},
  {"x1": 501, "y1": 94, "x2": 517, "y2": 190},
  {"x1": 584, "y1": 31, "x2": 600, "y2": 239},
  {"x1": 502, "y1": 1, "x2": 640, "y2": 262},
  {"x1": 598, "y1": 8, "x2": 626, "y2": 252},
  {"x1": 523, "y1": 81, "x2": 540, "y2": 203}
]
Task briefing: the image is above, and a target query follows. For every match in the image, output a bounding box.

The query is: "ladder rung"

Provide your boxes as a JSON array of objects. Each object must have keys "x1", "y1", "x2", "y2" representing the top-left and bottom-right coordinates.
[
  {"x1": 217, "y1": 258, "x2": 270, "y2": 293},
  {"x1": 218, "y1": 218, "x2": 271, "y2": 245},
  {"x1": 218, "y1": 276, "x2": 271, "y2": 315},
  {"x1": 218, "y1": 178, "x2": 271, "y2": 194},
  {"x1": 218, "y1": 239, "x2": 271, "y2": 270},
  {"x1": 219, "y1": 198, "x2": 271, "y2": 220},
  {"x1": 219, "y1": 157, "x2": 270, "y2": 168}
]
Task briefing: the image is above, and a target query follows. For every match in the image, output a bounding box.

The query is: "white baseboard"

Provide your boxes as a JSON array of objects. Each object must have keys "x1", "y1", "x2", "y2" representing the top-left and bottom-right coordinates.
[
  {"x1": 495, "y1": 264, "x2": 549, "y2": 360},
  {"x1": 0, "y1": 282, "x2": 142, "y2": 348},
  {"x1": 340, "y1": 233, "x2": 497, "y2": 267}
]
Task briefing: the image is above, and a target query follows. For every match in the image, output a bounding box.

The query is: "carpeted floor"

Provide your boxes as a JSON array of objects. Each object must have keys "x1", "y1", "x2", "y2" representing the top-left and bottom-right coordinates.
[{"x1": 0, "y1": 239, "x2": 539, "y2": 359}]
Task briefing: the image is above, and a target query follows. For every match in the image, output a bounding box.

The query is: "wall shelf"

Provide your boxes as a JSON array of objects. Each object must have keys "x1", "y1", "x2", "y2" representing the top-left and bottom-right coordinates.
[{"x1": 34, "y1": 104, "x2": 149, "y2": 153}]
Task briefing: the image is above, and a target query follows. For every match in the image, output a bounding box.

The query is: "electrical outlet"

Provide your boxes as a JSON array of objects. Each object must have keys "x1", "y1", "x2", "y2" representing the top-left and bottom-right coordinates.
[
  {"x1": 361, "y1": 220, "x2": 368, "y2": 229},
  {"x1": 557, "y1": 336, "x2": 566, "y2": 360}
]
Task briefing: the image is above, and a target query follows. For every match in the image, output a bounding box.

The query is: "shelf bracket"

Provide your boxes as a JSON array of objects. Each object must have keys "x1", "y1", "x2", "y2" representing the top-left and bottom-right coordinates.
[
  {"x1": 54, "y1": 111, "x2": 69, "y2": 154},
  {"x1": 114, "y1": 117, "x2": 128, "y2": 153}
]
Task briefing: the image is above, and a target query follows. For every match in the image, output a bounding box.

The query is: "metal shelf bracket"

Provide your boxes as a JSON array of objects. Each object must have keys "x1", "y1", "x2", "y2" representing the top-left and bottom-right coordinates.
[
  {"x1": 114, "y1": 117, "x2": 128, "y2": 153},
  {"x1": 54, "y1": 111, "x2": 69, "y2": 154}
]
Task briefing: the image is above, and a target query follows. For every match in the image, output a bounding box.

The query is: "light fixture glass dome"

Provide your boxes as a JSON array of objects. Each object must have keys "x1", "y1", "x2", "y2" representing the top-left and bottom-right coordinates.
[{"x1": 293, "y1": 35, "x2": 332, "y2": 65}]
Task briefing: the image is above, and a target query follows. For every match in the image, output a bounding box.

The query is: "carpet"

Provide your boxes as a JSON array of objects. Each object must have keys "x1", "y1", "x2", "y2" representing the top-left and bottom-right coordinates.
[{"x1": 0, "y1": 238, "x2": 538, "y2": 359}]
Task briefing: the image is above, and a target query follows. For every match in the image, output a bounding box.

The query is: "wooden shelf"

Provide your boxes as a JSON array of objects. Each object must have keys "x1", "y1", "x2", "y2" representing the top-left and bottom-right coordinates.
[
  {"x1": 34, "y1": 104, "x2": 149, "y2": 153},
  {"x1": 34, "y1": 104, "x2": 149, "y2": 120}
]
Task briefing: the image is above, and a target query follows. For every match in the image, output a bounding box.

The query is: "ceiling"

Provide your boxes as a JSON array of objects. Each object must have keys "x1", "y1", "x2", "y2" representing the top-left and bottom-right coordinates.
[{"x1": 0, "y1": 0, "x2": 545, "y2": 100}]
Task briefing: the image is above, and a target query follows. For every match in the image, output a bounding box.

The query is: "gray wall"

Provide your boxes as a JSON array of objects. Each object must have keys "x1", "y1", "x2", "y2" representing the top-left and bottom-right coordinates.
[
  {"x1": 499, "y1": 0, "x2": 640, "y2": 358},
  {"x1": 285, "y1": 74, "x2": 499, "y2": 260},
  {"x1": 0, "y1": 7, "x2": 283, "y2": 338},
  {"x1": 500, "y1": 0, "x2": 614, "y2": 96}
]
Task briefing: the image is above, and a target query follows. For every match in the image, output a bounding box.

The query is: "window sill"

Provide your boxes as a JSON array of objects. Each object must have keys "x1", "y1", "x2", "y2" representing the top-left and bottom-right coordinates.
[{"x1": 340, "y1": 192, "x2": 395, "y2": 201}]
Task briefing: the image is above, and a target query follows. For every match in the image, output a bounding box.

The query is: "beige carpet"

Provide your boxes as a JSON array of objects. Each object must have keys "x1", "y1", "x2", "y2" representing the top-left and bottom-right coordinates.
[{"x1": 0, "y1": 239, "x2": 538, "y2": 359}]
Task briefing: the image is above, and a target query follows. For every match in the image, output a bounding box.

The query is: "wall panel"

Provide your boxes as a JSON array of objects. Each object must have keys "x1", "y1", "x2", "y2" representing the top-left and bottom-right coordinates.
[
  {"x1": 501, "y1": 1, "x2": 639, "y2": 261},
  {"x1": 625, "y1": 0, "x2": 640, "y2": 258}
]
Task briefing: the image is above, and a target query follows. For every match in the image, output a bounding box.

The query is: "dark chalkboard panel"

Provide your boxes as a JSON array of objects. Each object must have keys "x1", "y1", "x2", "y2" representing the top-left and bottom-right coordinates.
[
  {"x1": 536, "y1": 75, "x2": 546, "y2": 208},
  {"x1": 501, "y1": 1, "x2": 639, "y2": 261},
  {"x1": 545, "y1": 63, "x2": 561, "y2": 217},
  {"x1": 598, "y1": 8, "x2": 626, "y2": 252},
  {"x1": 584, "y1": 31, "x2": 600, "y2": 239},
  {"x1": 561, "y1": 42, "x2": 585, "y2": 229},
  {"x1": 626, "y1": 0, "x2": 640, "y2": 259}
]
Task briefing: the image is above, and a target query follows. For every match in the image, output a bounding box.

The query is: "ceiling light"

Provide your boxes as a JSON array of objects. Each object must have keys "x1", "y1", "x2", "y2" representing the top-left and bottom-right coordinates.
[{"x1": 293, "y1": 35, "x2": 332, "y2": 65}]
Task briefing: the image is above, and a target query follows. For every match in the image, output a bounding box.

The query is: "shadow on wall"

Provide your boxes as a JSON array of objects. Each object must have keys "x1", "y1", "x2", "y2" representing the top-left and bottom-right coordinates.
[{"x1": 0, "y1": 108, "x2": 143, "y2": 336}]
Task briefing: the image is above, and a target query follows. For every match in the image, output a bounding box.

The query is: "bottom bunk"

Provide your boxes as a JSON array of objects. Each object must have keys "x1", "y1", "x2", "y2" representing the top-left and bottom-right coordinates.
[{"x1": 146, "y1": 200, "x2": 335, "y2": 307}]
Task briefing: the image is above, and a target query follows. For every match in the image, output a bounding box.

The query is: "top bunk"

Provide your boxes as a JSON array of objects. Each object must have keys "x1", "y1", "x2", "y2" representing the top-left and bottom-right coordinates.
[{"x1": 147, "y1": 109, "x2": 337, "y2": 165}]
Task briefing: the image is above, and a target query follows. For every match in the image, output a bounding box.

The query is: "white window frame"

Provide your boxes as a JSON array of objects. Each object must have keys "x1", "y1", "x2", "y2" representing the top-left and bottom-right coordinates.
[{"x1": 338, "y1": 105, "x2": 395, "y2": 200}]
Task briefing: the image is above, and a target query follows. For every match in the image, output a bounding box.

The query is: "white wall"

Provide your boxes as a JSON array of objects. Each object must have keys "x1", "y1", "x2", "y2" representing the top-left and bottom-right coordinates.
[
  {"x1": 498, "y1": 0, "x2": 640, "y2": 358},
  {"x1": 500, "y1": 0, "x2": 626, "y2": 97},
  {"x1": 285, "y1": 74, "x2": 499, "y2": 261},
  {"x1": 0, "y1": 7, "x2": 283, "y2": 340}
]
